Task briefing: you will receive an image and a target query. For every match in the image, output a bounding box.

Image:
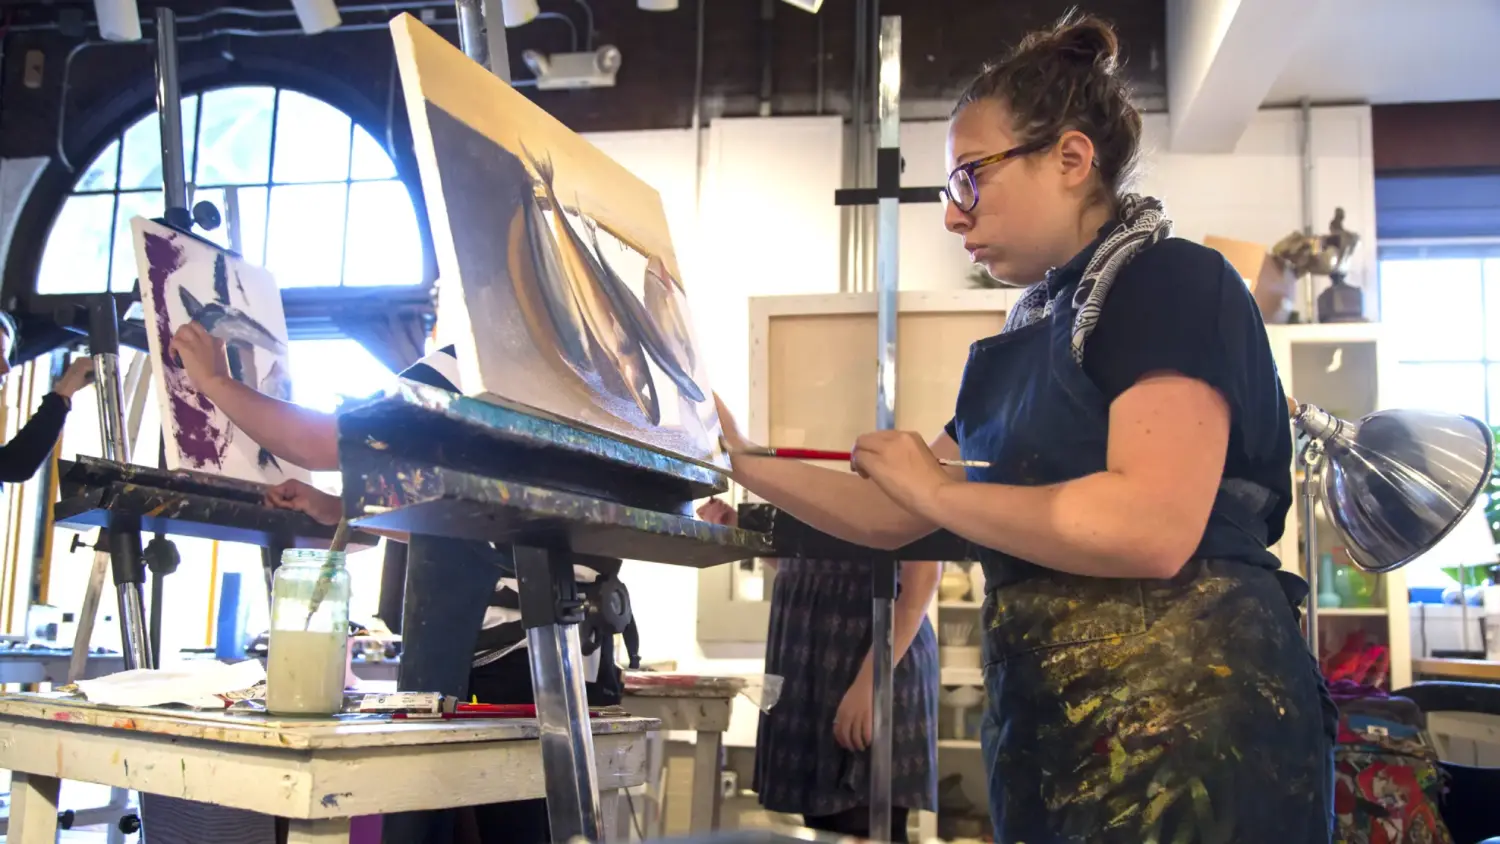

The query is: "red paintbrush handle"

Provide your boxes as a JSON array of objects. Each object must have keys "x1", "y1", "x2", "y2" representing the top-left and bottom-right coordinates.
[{"x1": 766, "y1": 447, "x2": 852, "y2": 461}]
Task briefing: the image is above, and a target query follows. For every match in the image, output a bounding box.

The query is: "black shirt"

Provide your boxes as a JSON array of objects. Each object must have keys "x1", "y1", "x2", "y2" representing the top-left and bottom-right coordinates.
[
  {"x1": 0, "y1": 392, "x2": 70, "y2": 484},
  {"x1": 946, "y1": 237, "x2": 1294, "y2": 548}
]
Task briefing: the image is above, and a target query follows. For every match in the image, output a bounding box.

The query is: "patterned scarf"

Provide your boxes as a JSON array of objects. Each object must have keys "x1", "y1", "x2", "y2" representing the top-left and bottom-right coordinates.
[{"x1": 999, "y1": 193, "x2": 1174, "y2": 363}]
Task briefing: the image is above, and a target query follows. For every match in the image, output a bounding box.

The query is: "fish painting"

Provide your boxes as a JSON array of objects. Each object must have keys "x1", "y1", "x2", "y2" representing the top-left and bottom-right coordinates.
[
  {"x1": 526, "y1": 146, "x2": 661, "y2": 425},
  {"x1": 131, "y1": 216, "x2": 309, "y2": 486},
  {"x1": 397, "y1": 12, "x2": 731, "y2": 472}
]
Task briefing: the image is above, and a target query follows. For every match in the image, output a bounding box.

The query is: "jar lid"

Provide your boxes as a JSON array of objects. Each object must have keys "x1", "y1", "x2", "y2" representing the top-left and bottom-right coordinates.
[{"x1": 281, "y1": 548, "x2": 347, "y2": 567}]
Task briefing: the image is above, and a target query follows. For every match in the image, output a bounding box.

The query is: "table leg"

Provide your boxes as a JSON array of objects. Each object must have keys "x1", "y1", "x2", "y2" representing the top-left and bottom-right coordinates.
[
  {"x1": 689, "y1": 729, "x2": 723, "y2": 832},
  {"x1": 599, "y1": 788, "x2": 631, "y2": 842},
  {"x1": 286, "y1": 817, "x2": 352, "y2": 843},
  {"x1": 9, "y1": 772, "x2": 61, "y2": 844},
  {"x1": 644, "y1": 730, "x2": 665, "y2": 837}
]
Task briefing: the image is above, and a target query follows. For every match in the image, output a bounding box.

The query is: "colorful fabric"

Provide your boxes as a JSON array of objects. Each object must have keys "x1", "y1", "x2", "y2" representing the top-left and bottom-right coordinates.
[{"x1": 1332, "y1": 693, "x2": 1452, "y2": 844}]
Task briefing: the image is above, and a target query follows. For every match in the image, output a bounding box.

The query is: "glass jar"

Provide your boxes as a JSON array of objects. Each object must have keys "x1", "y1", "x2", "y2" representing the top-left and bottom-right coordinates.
[{"x1": 266, "y1": 549, "x2": 350, "y2": 716}]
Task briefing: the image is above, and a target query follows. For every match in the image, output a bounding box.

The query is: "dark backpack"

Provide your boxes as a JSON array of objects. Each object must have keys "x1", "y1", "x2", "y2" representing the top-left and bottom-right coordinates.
[{"x1": 1331, "y1": 683, "x2": 1453, "y2": 844}]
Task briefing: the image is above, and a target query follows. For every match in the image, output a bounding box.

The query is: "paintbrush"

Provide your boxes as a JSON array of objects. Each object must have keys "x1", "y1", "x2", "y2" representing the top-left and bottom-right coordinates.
[
  {"x1": 729, "y1": 444, "x2": 990, "y2": 469},
  {"x1": 303, "y1": 519, "x2": 352, "y2": 630}
]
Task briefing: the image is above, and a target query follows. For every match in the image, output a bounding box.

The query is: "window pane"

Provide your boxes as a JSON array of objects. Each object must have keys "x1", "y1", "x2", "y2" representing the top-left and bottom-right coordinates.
[
  {"x1": 109, "y1": 191, "x2": 164, "y2": 292},
  {"x1": 288, "y1": 338, "x2": 394, "y2": 413},
  {"x1": 265, "y1": 183, "x2": 347, "y2": 287},
  {"x1": 38, "y1": 195, "x2": 115, "y2": 294},
  {"x1": 1388, "y1": 362, "x2": 1486, "y2": 421},
  {"x1": 77, "y1": 139, "x2": 120, "y2": 192},
  {"x1": 181, "y1": 94, "x2": 199, "y2": 183},
  {"x1": 343, "y1": 180, "x2": 422, "y2": 286},
  {"x1": 271, "y1": 90, "x2": 352, "y2": 184},
  {"x1": 118, "y1": 96, "x2": 198, "y2": 190},
  {"x1": 1380, "y1": 258, "x2": 1484, "y2": 361},
  {"x1": 233, "y1": 186, "x2": 270, "y2": 266},
  {"x1": 1488, "y1": 364, "x2": 1500, "y2": 424},
  {"x1": 350, "y1": 124, "x2": 397, "y2": 180},
  {"x1": 195, "y1": 86, "x2": 276, "y2": 186}
]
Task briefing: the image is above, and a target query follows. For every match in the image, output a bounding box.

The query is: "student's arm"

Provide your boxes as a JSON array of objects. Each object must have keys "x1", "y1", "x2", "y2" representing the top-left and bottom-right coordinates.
[
  {"x1": 833, "y1": 560, "x2": 940, "y2": 751},
  {"x1": 171, "y1": 323, "x2": 340, "y2": 471},
  {"x1": 0, "y1": 358, "x2": 94, "y2": 483}
]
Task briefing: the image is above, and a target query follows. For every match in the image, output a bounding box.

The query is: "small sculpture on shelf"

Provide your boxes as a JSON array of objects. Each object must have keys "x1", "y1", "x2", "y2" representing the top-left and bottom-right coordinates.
[{"x1": 1272, "y1": 207, "x2": 1364, "y2": 323}]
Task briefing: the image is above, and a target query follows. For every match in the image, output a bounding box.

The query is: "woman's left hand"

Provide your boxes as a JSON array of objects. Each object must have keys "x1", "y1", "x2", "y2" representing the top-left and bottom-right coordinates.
[
  {"x1": 833, "y1": 670, "x2": 874, "y2": 752},
  {"x1": 850, "y1": 430, "x2": 952, "y2": 517}
]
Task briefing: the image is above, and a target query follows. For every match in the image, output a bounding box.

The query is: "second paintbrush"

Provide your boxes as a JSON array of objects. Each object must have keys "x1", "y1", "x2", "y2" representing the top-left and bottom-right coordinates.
[{"x1": 730, "y1": 445, "x2": 990, "y2": 469}]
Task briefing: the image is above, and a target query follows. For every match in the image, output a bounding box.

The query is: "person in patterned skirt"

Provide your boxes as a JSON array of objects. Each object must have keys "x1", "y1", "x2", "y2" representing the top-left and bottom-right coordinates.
[{"x1": 698, "y1": 499, "x2": 939, "y2": 842}]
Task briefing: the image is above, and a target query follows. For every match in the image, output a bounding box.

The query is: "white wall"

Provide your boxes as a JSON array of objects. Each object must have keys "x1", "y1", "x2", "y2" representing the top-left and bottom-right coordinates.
[{"x1": 577, "y1": 103, "x2": 1376, "y2": 744}]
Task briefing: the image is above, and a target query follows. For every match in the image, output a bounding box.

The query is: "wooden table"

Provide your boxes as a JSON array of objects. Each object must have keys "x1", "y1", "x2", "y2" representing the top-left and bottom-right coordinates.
[
  {"x1": 1413, "y1": 657, "x2": 1500, "y2": 683},
  {"x1": 623, "y1": 673, "x2": 745, "y2": 836},
  {"x1": 0, "y1": 694, "x2": 654, "y2": 843}
]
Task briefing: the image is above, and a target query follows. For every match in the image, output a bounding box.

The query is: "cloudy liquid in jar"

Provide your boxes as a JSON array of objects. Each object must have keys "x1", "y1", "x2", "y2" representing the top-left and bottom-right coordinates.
[{"x1": 266, "y1": 629, "x2": 347, "y2": 715}]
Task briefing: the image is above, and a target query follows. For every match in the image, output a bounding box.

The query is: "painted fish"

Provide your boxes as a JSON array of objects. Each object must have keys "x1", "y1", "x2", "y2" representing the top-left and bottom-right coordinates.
[
  {"x1": 643, "y1": 256, "x2": 699, "y2": 376},
  {"x1": 523, "y1": 146, "x2": 660, "y2": 425},
  {"x1": 503, "y1": 145, "x2": 594, "y2": 378},
  {"x1": 580, "y1": 218, "x2": 705, "y2": 403},
  {"x1": 179, "y1": 288, "x2": 285, "y2": 354},
  {"x1": 258, "y1": 447, "x2": 283, "y2": 473}
]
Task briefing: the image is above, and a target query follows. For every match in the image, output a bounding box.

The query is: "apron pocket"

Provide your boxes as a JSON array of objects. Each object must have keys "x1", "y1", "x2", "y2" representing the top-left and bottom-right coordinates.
[{"x1": 980, "y1": 575, "x2": 1148, "y2": 666}]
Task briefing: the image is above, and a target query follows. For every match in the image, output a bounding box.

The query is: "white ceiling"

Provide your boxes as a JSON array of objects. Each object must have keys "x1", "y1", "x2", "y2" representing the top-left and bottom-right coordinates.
[{"x1": 1264, "y1": 0, "x2": 1500, "y2": 106}]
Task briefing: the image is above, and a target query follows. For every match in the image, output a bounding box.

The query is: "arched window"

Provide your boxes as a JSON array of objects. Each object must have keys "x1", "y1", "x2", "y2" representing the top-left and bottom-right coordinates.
[{"x1": 37, "y1": 85, "x2": 424, "y2": 294}]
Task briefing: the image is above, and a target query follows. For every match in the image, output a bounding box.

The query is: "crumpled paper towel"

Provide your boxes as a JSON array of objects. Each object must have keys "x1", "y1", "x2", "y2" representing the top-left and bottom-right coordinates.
[{"x1": 75, "y1": 659, "x2": 267, "y2": 709}]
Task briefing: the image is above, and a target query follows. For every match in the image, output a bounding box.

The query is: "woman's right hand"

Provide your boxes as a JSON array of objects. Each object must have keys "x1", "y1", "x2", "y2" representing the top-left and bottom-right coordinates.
[
  {"x1": 170, "y1": 322, "x2": 231, "y2": 394},
  {"x1": 696, "y1": 498, "x2": 738, "y2": 527},
  {"x1": 714, "y1": 393, "x2": 748, "y2": 452}
]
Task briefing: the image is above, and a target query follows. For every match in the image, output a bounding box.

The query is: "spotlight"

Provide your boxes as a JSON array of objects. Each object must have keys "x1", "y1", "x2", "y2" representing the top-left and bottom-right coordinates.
[
  {"x1": 289, "y1": 0, "x2": 341, "y2": 34},
  {"x1": 638, "y1": 0, "x2": 679, "y2": 9},
  {"x1": 93, "y1": 0, "x2": 141, "y2": 42},
  {"x1": 523, "y1": 46, "x2": 623, "y2": 90},
  {"x1": 779, "y1": 0, "x2": 824, "y2": 11},
  {"x1": 500, "y1": 0, "x2": 539, "y2": 27}
]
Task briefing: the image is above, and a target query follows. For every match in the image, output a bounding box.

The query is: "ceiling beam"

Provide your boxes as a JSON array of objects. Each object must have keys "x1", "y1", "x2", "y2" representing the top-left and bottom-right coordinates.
[{"x1": 1166, "y1": 0, "x2": 1324, "y2": 153}]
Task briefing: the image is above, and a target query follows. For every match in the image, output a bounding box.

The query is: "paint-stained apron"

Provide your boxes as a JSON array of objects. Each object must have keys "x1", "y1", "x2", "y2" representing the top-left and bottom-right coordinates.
[{"x1": 950, "y1": 283, "x2": 1337, "y2": 844}]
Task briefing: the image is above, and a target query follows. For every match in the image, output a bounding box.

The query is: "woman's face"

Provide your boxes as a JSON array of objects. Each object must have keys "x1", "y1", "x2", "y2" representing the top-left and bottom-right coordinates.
[{"x1": 943, "y1": 99, "x2": 1088, "y2": 286}]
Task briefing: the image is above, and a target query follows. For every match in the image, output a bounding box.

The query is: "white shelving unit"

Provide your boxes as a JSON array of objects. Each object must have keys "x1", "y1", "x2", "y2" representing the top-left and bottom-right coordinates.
[
  {"x1": 1267, "y1": 322, "x2": 1412, "y2": 691},
  {"x1": 929, "y1": 574, "x2": 990, "y2": 840}
]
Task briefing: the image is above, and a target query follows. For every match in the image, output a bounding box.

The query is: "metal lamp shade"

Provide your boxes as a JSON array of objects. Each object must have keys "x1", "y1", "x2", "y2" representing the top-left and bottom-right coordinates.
[{"x1": 1298, "y1": 405, "x2": 1495, "y2": 574}]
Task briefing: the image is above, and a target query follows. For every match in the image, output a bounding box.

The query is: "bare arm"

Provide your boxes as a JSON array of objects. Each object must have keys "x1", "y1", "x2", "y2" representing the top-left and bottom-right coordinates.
[
  {"x1": 859, "y1": 560, "x2": 939, "y2": 674},
  {"x1": 729, "y1": 433, "x2": 965, "y2": 550},
  {"x1": 898, "y1": 374, "x2": 1230, "y2": 579},
  {"x1": 197, "y1": 375, "x2": 340, "y2": 471},
  {"x1": 171, "y1": 323, "x2": 341, "y2": 471}
]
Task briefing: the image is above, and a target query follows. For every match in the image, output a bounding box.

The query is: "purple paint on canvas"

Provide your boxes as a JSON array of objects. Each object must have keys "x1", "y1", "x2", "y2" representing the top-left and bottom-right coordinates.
[{"x1": 144, "y1": 231, "x2": 229, "y2": 468}]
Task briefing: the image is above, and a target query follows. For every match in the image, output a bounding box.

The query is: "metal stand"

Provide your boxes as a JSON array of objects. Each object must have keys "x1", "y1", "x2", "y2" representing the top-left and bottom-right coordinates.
[
  {"x1": 338, "y1": 386, "x2": 767, "y2": 844},
  {"x1": 516, "y1": 545, "x2": 601, "y2": 840},
  {"x1": 153, "y1": 7, "x2": 192, "y2": 231},
  {"x1": 1300, "y1": 439, "x2": 1325, "y2": 654},
  {"x1": 832, "y1": 16, "x2": 945, "y2": 841}
]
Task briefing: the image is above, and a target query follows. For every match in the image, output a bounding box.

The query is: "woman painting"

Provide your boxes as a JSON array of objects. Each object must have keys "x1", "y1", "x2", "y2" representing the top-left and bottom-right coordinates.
[
  {"x1": 714, "y1": 12, "x2": 1335, "y2": 843},
  {"x1": 697, "y1": 498, "x2": 938, "y2": 842},
  {"x1": 0, "y1": 313, "x2": 95, "y2": 484}
]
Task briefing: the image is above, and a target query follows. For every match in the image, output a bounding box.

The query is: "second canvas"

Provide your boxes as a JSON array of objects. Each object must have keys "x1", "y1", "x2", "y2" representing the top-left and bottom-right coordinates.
[{"x1": 390, "y1": 14, "x2": 728, "y2": 471}]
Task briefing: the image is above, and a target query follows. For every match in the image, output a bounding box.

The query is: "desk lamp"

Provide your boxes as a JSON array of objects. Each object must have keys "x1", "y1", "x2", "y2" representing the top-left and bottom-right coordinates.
[{"x1": 1291, "y1": 400, "x2": 1495, "y2": 652}]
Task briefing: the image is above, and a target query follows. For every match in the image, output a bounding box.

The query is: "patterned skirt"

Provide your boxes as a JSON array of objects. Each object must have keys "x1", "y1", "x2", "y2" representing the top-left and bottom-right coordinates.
[{"x1": 753, "y1": 559, "x2": 939, "y2": 816}]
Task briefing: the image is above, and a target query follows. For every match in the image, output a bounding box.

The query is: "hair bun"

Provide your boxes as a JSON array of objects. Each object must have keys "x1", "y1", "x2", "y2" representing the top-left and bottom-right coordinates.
[{"x1": 1030, "y1": 13, "x2": 1120, "y2": 76}]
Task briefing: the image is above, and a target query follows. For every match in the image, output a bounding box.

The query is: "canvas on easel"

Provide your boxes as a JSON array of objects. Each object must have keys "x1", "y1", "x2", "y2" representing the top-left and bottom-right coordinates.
[
  {"x1": 131, "y1": 216, "x2": 310, "y2": 486},
  {"x1": 389, "y1": 13, "x2": 729, "y2": 472}
]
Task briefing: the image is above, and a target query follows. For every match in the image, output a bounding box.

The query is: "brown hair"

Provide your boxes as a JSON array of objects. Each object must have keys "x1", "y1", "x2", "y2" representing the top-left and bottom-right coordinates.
[{"x1": 953, "y1": 10, "x2": 1142, "y2": 204}]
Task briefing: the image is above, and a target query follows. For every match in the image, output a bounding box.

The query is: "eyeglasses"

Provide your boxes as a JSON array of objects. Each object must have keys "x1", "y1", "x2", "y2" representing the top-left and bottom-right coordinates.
[{"x1": 942, "y1": 138, "x2": 1056, "y2": 213}]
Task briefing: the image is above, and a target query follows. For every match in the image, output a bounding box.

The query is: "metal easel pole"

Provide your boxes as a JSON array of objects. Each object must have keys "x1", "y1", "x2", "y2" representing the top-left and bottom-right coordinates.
[
  {"x1": 516, "y1": 545, "x2": 602, "y2": 842},
  {"x1": 154, "y1": 7, "x2": 191, "y2": 231},
  {"x1": 869, "y1": 15, "x2": 902, "y2": 843}
]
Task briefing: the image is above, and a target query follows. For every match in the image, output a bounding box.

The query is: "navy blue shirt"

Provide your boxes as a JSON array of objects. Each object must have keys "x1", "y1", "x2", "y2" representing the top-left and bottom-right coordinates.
[{"x1": 947, "y1": 237, "x2": 1293, "y2": 550}]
